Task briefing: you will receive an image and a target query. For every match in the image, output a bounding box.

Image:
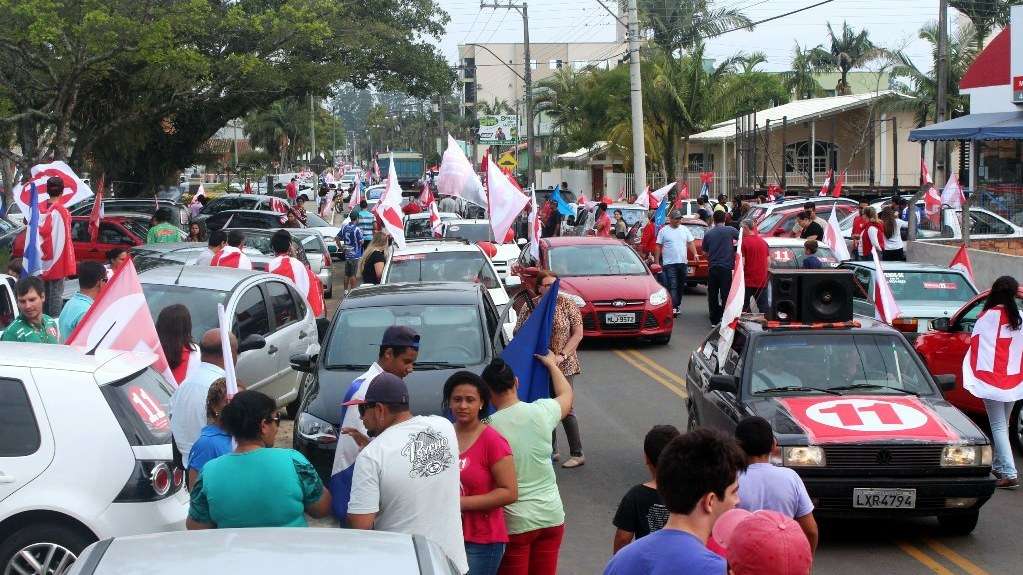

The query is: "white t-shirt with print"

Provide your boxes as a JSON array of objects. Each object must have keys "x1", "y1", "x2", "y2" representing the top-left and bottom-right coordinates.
[{"x1": 348, "y1": 415, "x2": 468, "y2": 574}]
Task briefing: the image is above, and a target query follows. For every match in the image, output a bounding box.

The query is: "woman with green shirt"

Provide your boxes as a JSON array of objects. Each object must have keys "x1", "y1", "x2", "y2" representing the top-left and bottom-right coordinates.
[
  {"x1": 481, "y1": 352, "x2": 574, "y2": 575},
  {"x1": 186, "y1": 390, "x2": 332, "y2": 529}
]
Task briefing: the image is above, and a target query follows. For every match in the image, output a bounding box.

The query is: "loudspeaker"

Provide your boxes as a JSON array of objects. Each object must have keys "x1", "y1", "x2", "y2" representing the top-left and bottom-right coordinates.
[{"x1": 768, "y1": 270, "x2": 854, "y2": 323}]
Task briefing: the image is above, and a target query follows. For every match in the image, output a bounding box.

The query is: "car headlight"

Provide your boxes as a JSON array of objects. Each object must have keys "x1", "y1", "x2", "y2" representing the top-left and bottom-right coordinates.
[
  {"x1": 942, "y1": 444, "x2": 991, "y2": 467},
  {"x1": 649, "y1": 288, "x2": 669, "y2": 307},
  {"x1": 563, "y1": 292, "x2": 586, "y2": 307},
  {"x1": 296, "y1": 412, "x2": 338, "y2": 444},
  {"x1": 782, "y1": 446, "x2": 825, "y2": 467}
]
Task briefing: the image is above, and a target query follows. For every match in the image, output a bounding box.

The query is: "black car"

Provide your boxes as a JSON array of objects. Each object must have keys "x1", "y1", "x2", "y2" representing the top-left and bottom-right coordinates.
[
  {"x1": 205, "y1": 209, "x2": 296, "y2": 232},
  {"x1": 291, "y1": 282, "x2": 509, "y2": 478},
  {"x1": 193, "y1": 194, "x2": 289, "y2": 225},
  {"x1": 685, "y1": 315, "x2": 996, "y2": 534}
]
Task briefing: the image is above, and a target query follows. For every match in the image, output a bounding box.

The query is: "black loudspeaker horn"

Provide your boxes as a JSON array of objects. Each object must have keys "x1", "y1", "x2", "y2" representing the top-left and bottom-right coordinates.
[{"x1": 768, "y1": 270, "x2": 854, "y2": 323}]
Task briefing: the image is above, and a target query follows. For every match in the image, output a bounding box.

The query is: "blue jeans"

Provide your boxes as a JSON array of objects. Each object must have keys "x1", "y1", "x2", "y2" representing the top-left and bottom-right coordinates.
[
  {"x1": 662, "y1": 263, "x2": 687, "y2": 309},
  {"x1": 983, "y1": 399, "x2": 1018, "y2": 479},
  {"x1": 465, "y1": 542, "x2": 506, "y2": 575}
]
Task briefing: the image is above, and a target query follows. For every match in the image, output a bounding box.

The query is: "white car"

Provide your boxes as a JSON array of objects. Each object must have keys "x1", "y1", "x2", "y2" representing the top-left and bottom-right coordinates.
[
  {"x1": 0, "y1": 345, "x2": 188, "y2": 575},
  {"x1": 380, "y1": 240, "x2": 517, "y2": 340},
  {"x1": 404, "y1": 212, "x2": 458, "y2": 240},
  {"x1": 762, "y1": 237, "x2": 840, "y2": 268},
  {"x1": 441, "y1": 219, "x2": 524, "y2": 280},
  {"x1": 364, "y1": 184, "x2": 387, "y2": 210},
  {"x1": 742, "y1": 196, "x2": 860, "y2": 226},
  {"x1": 839, "y1": 205, "x2": 1023, "y2": 242},
  {"x1": 0, "y1": 273, "x2": 15, "y2": 330}
]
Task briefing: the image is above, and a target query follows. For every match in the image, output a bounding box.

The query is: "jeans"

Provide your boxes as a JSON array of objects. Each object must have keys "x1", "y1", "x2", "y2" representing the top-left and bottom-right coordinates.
[
  {"x1": 882, "y1": 248, "x2": 906, "y2": 261},
  {"x1": 43, "y1": 278, "x2": 64, "y2": 317},
  {"x1": 707, "y1": 266, "x2": 733, "y2": 324},
  {"x1": 552, "y1": 376, "x2": 582, "y2": 457},
  {"x1": 744, "y1": 286, "x2": 768, "y2": 314},
  {"x1": 466, "y1": 542, "x2": 506, "y2": 575},
  {"x1": 498, "y1": 524, "x2": 565, "y2": 575},
  {"x1": 983, "y1": 399, "x2": 1018, "y2": 479},
  {"x1": 662, "y1": 263, "x2": 687, "y2": 309}
]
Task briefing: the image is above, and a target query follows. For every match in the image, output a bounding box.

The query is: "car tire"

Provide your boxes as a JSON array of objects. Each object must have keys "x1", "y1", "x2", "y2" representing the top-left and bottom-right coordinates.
[
  {"x1": 0, "y1": 522, "x2": 95, "y2": 575},
  {"x1": 937, "y1": 509, "x2": 980, "y2": 535},
  {"x1": 1010, "y1": 401, "x2": 1022, "y2": 455}
]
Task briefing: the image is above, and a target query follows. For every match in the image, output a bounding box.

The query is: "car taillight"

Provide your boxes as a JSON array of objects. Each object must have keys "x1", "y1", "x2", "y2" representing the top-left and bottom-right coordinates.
[
  {"x1": 892, "y1": 318, "x2": 919, "y2": 333},
  {"x1": 115, "y1": 460, "x2": 184, "y2": 502}
]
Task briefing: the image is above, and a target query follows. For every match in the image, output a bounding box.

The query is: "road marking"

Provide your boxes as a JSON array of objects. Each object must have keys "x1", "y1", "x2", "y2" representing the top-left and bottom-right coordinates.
[
  {"x1": 895, "y1": 541, "x2": 955, "y2": 575},
  {"x1": 613, "y1": 350, "x2": 685, "y2": 397},
  {"x1": 923, "y1": 538, "x2": 990, "y2": 575},
  {"x1": 623, "y1": 349, "x2": 686, "y2": 387}
]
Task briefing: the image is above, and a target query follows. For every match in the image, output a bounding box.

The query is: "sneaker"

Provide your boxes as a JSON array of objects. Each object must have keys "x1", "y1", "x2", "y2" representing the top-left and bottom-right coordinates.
[
  {"x1": 562, "y1": 456, "x2": 586, "y2": 468},
  {"x1": 672, "y1": 307, "x2": 679, "y2": 317},
  {"x1": 996, "y1": 477, "x2": 1019, "y2": 489}
]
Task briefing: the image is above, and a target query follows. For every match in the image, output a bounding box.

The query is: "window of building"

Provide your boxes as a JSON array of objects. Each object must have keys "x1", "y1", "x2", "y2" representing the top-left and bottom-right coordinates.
[
  {"x1": 462, "y1": 58, "x2": 475, "y2": 79},
  {"x1": 784, "y1": 141, "x2": 838, "y2": 175},
  {"x1": 688, "y1": 153, "x2": 714, "y2": 172},
  {"x1": 572, "y1": 60, "x2": 587, "y2": 71},
  {"x1": 530, "y1": 59, "x2": 538, "y2": 70}
]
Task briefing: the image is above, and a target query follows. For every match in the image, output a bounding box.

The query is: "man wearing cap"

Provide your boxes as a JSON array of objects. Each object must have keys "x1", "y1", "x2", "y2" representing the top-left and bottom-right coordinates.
[
  {"x1": 654, "y1": 209, "x2": 697, "y2": 318},
  {"x1": 345, "y1": 372, "x2": 468, "y2": 574}
]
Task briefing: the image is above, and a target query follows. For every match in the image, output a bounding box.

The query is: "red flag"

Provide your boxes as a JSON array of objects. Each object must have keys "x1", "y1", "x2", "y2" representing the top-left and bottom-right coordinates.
[
  {"x1": 831, "y1": 170, "x2": 846, "y2": 198},
  {"x1": 949, "y1": 244, "x2": 976, "y2": 286},
  {"x1": 211, "y1": 246, "x2": 253, "y2": 270},
  {"x1": 66, "y1": 260, "x2": 176, "y2": 386},
  {"x1": 89, "y1": 176, "x2": 105, "y2": 242},
  {"x1": 419, "y1": 181, "x2": 434, "y2": 205},
  {"x1": 268, "y1": 255, "x2": 324, "y2": 317},
  {"x1": 923, "y1": 186, "x2": 942, "y2": 226},
  {"x1": 766, "y1": 183, "x2": 781, "y2": 202},
  {"x1": 818, "y1": 170, "x2": 833, "y2": 197},
  {"x1": 676, "y1": 180, "x2": 690, "y2": 202},
  {"x1": 602, "y1": 195, "x2": 614, "y2": 206},
  {"x1": 921, "y1": 158, "x2": 933, "y2": 186},
  {"x1": 270, "y1": 197, "x2": 289, "y2": 214}
]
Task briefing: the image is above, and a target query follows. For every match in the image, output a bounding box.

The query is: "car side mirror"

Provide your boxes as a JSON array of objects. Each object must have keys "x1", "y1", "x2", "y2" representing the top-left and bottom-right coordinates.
[
  {"x1": 290, "y1": 353, "x2": 317, "y2": 373},
  {"x1": 649, "y1": 263, "x2": 663, "y2": 274},
  {"x1": 504, "y1": 275, "x2": 522, "y2": 288},
  {"x1": 316, "y1": 317, "x2": 330, "y2": 343},
  {"x1": 708, "y1": 374, "x2": 739, "y2": 395},
  {"x1": 238, "y1": 334, "x2": 266, "y2": 353},
  {"x1": 934, "y1": 374, "x2": 956, "y2": 392},
  {"x1": 930, "y1": 317, "x2": 951, "y2": 332}
]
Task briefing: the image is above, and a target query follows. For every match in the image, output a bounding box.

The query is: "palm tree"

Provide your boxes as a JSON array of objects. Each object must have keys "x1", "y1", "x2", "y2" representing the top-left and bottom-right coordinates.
[
  {"x1": 949, "y1": 0, "x2": 1015, "y2": 50},
  {"x1": 784, "y1": 43, "x2": 823, "y2": 100},
  {"x1": 476, "y1": 98, "x2": 515, "y2": 116},
  {"x1": 244, "y1": 100, "x2": 303, "y2": 169},
  {"x1": 810, "y1": 22, "x2": 882, "y2": 95},
  {"x1": 736, "y1": 51, "x2": 768, "y2": 75},
  {"x1": 638, "y1": 0, "x2": 752, "y2": 56}
]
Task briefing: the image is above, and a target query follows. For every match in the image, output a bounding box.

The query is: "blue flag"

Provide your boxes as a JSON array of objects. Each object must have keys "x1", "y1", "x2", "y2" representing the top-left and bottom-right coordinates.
[
  {"x1": 23, "y1": 182, "x2": 41, "y2": 277},
  {"x1": 551, "y1": 185, "x2": 574, "y2": 217},
  {"x1": 501, "y1": 279, "x2": 560, "y2": 402},
  {"x1": 654, "y1": 196, "x2": 669, "y2": 227}
]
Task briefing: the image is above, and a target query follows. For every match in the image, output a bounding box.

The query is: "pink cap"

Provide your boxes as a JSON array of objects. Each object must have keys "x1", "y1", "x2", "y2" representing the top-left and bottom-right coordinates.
[
  {"x1": 711, "y1": 508, "x2": 753, "y2": 549},
  {"x1": 726, "y1": 510, "x2": 812, "y2": 575}
]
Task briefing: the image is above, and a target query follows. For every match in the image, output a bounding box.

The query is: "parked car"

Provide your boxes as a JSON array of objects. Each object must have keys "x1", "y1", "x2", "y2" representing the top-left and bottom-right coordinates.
[
  {"x1": 301, "y1": 212, "x2": 342, "y2": 257},
  {"x1": 915, "y1": 286, "x2": 1023, "y2": 452},
  {"x1": 405, "y1": 212, "x2": 458, "y2": 240},
  {"x1": 286, "y1": 228, "x2": 334, "y2": 298},
  {"x1": 364, "y1": 184, "x2": 386, "y2": 210},
  {"x1": 839, "y1": 261, "x2": 979, "y2": 341},
  {"x1": 192, "y1": 194, "x2": 287, "y2": 225},
  {"x1": 205, "y1": 209, "x2": 297, "y2": 232},
  {"x1": 0, "y1": 345, "x2": 188, "y2": 575},
  {"x1": 839, "y1": 205, "x2": 1023, "y2": 243},
  {"x1": 291, "y1": 282, "x2": 508, "y2": 477},
  {"x1": 604, "y1": 203, "x2": 647, "y2": 247},
  {"x1": 441, "y1": 219, "x2": 523, "y2": 279},
  {"x1": 0, "y1": 273, "x2": 18, "y2": 331},
  {"x1": 67, "y1": 528, "x2": 461, "y2": 575},
  {"x1": 68, "y1": 198, "x2": 188, "y2": 228},
  {"x1": 139, "y1": 265, "x2": 321, "y2": 412},
  {"x1": 743, "y1": 197, "x2": 858, "y2": 229},
  {"x1": 511, "y1": 236, "x2": 673, "y2": 344},
  {"x1": 755, "y1": 202, "x2": 859, "y2": 238},
  {"x1": 13, "y1": 215, "x2": 149, "y2": 263},
  {"x1": 764, "y1": 237, "x2": 839, "y2": 269}
]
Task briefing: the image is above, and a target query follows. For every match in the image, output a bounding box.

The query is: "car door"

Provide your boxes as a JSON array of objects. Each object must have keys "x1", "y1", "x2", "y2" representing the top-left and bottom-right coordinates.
[
  {"x1": 0, "y1": 275, "x2": 17, "y2": 328},
  {"x1": 264, "y1": 279, "x2": 311, "y2": 405},
  {"x1": 968, "y1": 210, "x2": 1017, "y2": 239},
  {"x1": 94, "y1": 222, "x2": 139, "y2": 261},
  {"x1": 230, "y1": 283, "x2": 277, "y2": 399},
  {"x1": 0, "y1": 369, "x2": 55, "y2": 503},
  {"x1": 702, "y1": 329, "x2": 746, "y2": 433}
]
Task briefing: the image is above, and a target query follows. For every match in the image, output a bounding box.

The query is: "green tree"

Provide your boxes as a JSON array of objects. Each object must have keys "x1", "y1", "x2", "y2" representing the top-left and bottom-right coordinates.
[
  {"x1": 638, "y1": 0, "x2": 752, "y2": 56},
  {"x1": 888, "y1": 22, "x2": 979, "y2": 127},
  {"x1": 476, "y1": 98, "x2": 515, "y2": 115},
  {"x1": 949, "y1": 0, "x2": 1016, "y2": 50},
  {"x1": 784, "y1": 43, "x2": 824, "y2": 100},
  {"x1": 810, "y1": 22, "x2": 882, "y2": 95}
]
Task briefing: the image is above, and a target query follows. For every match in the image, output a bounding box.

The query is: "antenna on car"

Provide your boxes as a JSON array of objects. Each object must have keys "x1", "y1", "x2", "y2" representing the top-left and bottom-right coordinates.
[
  {"x1": 85, "y1": 323, "x2": 117, "y2": 356},
  {"x1": 174, "y1": 265, "x2": 186, "y2": 285}
]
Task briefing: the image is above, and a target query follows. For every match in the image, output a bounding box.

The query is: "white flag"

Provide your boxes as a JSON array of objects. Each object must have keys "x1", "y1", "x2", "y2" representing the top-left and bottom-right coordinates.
[
  {"x1": 375, "y1": 153, "x2": 407, "y2": 249},
  {"x1": 824, "y1": 208, "x2": 851, "y2": 261},
  {"x1": 941, "y1": 173, "x2": 965, "y2": 209},
  {"x1": 527, "y1": 186, "x2": 542, "y2": 260},
  {"x1": 486, "y1": 158, "x2": 529, "y2": 244},
  {"x1": 718, "y1": 230, "x2": 745, "y2": 373},
  {"x1": 437, "y1": 134, "x2": 488, "y2": 209},
  {"x1": 217, "y1": 304, "x2": 239, "y2": 396},
  {"x1": 14, "y1": 161, "x2": 94, "y2": 214},
  {"x1": 870, "y1": 248, "x2": 902, "y2": 324}
]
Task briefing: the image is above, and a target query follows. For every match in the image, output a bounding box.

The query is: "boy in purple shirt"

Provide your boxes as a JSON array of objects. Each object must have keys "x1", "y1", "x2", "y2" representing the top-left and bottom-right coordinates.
[{"x1": 734, "y1": 416, "x2": 819, "y2": 551}]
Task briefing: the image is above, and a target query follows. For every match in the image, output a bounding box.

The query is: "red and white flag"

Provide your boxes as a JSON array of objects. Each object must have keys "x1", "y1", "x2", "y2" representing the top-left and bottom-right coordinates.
[
  {"x1": 634, "y1": 182, "x2": 672, "y2": 210},
  {"x1": 319, "y1": 188, "x2": 335, "y2": 220},
  {"x1": 372, "y1": 158, "x2": 381, "y2": 182},
  {"x1": 89, "y1": 176, "x2": 105, "y2": 242},
  {"x1": 831, "y1": 170, "x2": 846, "y2": 198},
  {"x1": 961, "y1": 305, "x2": 1023, "y2": 402},
  {"x1": 486, "y1": 157, "x2": 529, "y2": 245},
  {"x1": 269, "y1": 255, "x2": 325, "y2": 317},
  {"x1": 871, "y1": 248, "x2": 902, "y2": 324},
  {"x1": 437, "y1": 134, "x2": 488, "y2": 209},
  {"x1": 66, "y1": 260, "x2": 176, "y2": 386},
  {"x1": 818, "y1": 170, "x2": 833, "y2": 197},
  {"x1": 577, "y1": 194, "x2": 588, "y2": 207},
  {"x1": 527, "y1": 187, "x2": 542, "y2": 261},
  {"x1": 419, "y1": 181, "x2": 435, "y2": 205},
  {"x1": 376, "y1": 153, "x2": 407, "y2": 249},
  {"x1": 676, "y1": 180, "x2": 690, "y2": 204},
  {"x1": 39, "y1": 202, "x2": 76, "y2": 281},
  {"x1": 766, "y1": 183, "x2": 781, "y2": 202},
  {"x1": 941, "y1": 173, "x2": 965, "y2": 209},
  {"x1": 949, "y1": 244, "x2": 976, "y2": 286},
  {"x1": 14, "y1": 160, "x2": 94, "y2": 214},
  {"x1": 211, "y1": 246, "x2": 253, "y2": 270},
  {"x1": 824, "y1": 208, "x2": 851, "y2": 261},
  {"x1": 923, "y1": 185, "x2": 942, "y2": 226},
  {"x1": 348, "y1": 178, "x2": 363, "y2": 211},
  {"x1": 921, "y1": 158, "x2": 933, "y2": 186},
  {"x1": 428, "y1": 201, "x2": 443, "y2": 238},
  {"x1": 616, "y1": 186, "x2": 626, "y2": 203},
  {"x1": 718, "y1": 230, "x2": 746, "y2": 372},
  {"x1": 270, "y1": 197, "x2": 290, "y2": 214}
]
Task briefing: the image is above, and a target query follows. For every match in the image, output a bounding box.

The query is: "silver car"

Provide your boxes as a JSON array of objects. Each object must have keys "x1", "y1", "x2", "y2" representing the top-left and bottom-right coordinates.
[
  {"x1": 68, "y1": 528, "x2": 461, "y2": 575},
  {"x1": 138, "y1": 265, "x2": 320, "y2": 412},
  {"x1": 287, "y1": 228, "x2": 334, "y2": 298}
]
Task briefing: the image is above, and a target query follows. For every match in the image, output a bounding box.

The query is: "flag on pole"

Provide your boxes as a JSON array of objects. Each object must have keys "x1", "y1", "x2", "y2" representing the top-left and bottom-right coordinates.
[
  {"x1": 831, "y1": 170, "x2": 846, "y2": 198},
  {"x1": 871, "y1": 248, "x2": 902, "y2": 324},
  {"x1": 923, "y1": 186, "x2": 942, "y2": 226},
  {"x1": 14, "y1": 161, "x2": 94, "y2": 214},
  {"x1": 216, "y1": 304, "x2": 239, "y2": 396},
  {"x1": 617, "y1": 186, "x2": 626, "y2": 203},
  {"x1": 718, "y1": 230, "x2": 746, "y2": 373},
  {"x1": 376, "y1": 153, "x2": 407, "y2": 249},
  {"x1": 949, "y1": 244, "x2": 976, "y2": 286},
  {"x1": 527, "y1": 186, "x2": 542, "y2": 261},
  {"x1": 437, "y1": 134, "x2": 488, "y2": 209},
  {"x1": 699, "y1": 172, "x2": 714, "y2": 199},
  {"x1": 419, "y1": 181, "x2": 434, "y2": 205},
  {"x1": 67, "y1": 260, "x2": 176, "y2": 386},
  {"x1": 635, "y1": 182, "x2": 673, "y2": 210},
  {"x1": 23, "y1": 183, "x2": 42, "y2": 277},
  {"x1": 428, "y1": 200, "x2": 443, "y2": 238},
  {"x1": 501, "y1": 279, "x2": 560, "y2": 402},
  {"x1": 486, "y1": 157, "x2": 529, "y2": 244},
  {"x1": 941, "y1": 173, "x2": 965, "y2": 209},
  {"x1": 824, "y1": 208, "x2": 851, "y2": 261},
  {"x1": 654, "y1": 195, "x2": 670, "y2": 227},
  {"x1": 675, "y1": 181, "x2": 690, "y2": 206},
  {"x1": 372, "y1": 158, "x2": 380, "y2": 183},
  {"x1": 766, "y1": 183, "x2": 781, "y2": 202},
  {"x1": 327, "y1": 362, "x2": 384, "y2": 520},
  {"x1": 348, "y1": 178, "x2": 362, "y2": 211},
  {"x1": 89, "y1": 177, "x2": 105, "y2": 242},
  {"x1": 551, "y1": 184, "x2": 574, "y2": 216},
  {"x1": 818, "y1": 169, "x2": 833, "y2": 197},
  {"x1": 921, "y1": 157, "x2": 933, "y2": 186}
]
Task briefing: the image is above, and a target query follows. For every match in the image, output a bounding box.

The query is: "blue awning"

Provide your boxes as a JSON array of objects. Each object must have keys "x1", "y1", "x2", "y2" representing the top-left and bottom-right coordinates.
[{"x1": 908, "y1": 111, "x2": 1023, "y2": 141}]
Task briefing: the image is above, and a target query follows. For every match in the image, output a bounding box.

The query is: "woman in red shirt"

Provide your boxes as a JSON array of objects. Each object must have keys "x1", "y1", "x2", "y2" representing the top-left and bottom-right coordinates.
[
  {"x1": 156, "y1": 304, "x2": 199, "y2": 385},
  {"x1": 857, "y1": 206, "x2": 886, "y2": 259},
  {"x1": 594, "y1": 204, "x2": 612, "y2": 237},
  {"x1": 444, "y1": 372, "x2": 518, "y2": 575}
]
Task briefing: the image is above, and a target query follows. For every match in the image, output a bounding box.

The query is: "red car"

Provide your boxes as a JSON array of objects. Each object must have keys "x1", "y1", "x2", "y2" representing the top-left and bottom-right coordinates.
[
  {"x1": 510, "y1": 236, "x2": 674, "y2": 344},
  {"x1": 680, "y1": 218, "x2": 709, "y2": 285},
  {"x1": 13, "y1": 215, "x2": 149, "y2": 263},
  {"x1": 915, "y1": 287, "x2": 1023, "y2": 451},
  {"x1": 755, "y1": 203, "x2": 858, "y2": 238}
]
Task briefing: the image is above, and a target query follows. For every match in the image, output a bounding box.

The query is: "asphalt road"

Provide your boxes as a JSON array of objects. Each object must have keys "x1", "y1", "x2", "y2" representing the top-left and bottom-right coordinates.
[{"x1": 289, "y1": 258, "x2": 1022, "y2": 574}]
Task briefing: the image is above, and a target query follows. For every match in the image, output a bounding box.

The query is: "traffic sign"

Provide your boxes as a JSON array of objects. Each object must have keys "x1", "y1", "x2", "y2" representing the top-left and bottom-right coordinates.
[{"x1": 497, "y1": 152, "x2": 517, "y2": 169}]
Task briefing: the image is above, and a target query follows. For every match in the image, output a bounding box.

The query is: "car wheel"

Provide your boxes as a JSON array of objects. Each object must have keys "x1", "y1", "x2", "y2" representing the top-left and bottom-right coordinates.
[
  {"x1": 0, "y1": 522, "x2": 95, "y2": 575},
  {"x1": 1010, "y1": 401, "x2": 1022, "y2": 455},
  {"x1": 937, "y1": 509, "x2": 980, "y2": 535}
]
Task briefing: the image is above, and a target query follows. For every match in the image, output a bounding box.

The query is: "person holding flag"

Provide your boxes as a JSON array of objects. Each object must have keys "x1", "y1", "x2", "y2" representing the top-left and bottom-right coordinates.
[
  {"x1": 961, "y1": 276, "x2": 1023, "y2": 489},
  {"x1": 38, "y1": 176, "x2": 77, "y2": 317},
  {"x1": 1, "y1": 276, "x2": 60, "y2": 343},
  {"x1": 267, "y1": 230, "x2": 325, "y2": 317},
  {"x1": 857, "y1": 207, "x2": 886, "y2": 260}
]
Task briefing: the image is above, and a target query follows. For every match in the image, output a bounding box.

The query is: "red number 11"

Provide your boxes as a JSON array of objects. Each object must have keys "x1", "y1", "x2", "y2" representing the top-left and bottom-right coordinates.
[{"x1": 818, "y1": 402, "x2": 901, "y2": 426}]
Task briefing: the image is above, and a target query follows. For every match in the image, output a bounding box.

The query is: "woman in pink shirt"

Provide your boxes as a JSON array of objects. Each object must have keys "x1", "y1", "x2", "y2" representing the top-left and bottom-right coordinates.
[{"x1": 444, "y1": 372, "x2": 518, "y2": 575}]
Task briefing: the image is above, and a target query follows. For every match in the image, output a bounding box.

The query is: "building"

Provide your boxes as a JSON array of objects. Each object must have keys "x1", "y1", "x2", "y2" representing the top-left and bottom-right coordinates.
[{"x1": 809, "y1": 71, "x2": 892, "y2": 97}]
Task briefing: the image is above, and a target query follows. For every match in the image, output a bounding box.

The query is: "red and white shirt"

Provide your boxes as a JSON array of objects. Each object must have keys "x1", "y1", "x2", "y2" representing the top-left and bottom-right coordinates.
[
  {"x1": 268, "y1": 255, "x2": 324, "y2": 317},
  {"x1": 39, "y1": 201, "x2": 77, "y2": 280},
  {"x1": 210, "y1": 246, "x2": 252, "y2": 270}
]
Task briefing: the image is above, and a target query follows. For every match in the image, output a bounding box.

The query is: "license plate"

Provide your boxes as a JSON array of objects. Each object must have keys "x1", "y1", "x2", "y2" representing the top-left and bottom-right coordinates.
[
  {"x1": 853, "y1": 488, "x2": 917, "y2": 509},
  {"x1": 605, "y1": 312, "x2": 636, "y2": 324}
]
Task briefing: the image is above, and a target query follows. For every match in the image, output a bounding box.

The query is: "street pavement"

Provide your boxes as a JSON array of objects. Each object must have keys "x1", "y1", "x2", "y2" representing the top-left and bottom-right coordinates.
[{"x1": 288, "y1": 271, "x2": 1022, "y2": 574}]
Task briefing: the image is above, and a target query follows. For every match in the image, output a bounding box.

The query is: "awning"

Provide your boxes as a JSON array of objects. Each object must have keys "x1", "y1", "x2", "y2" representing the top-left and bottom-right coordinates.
[{"x1": 908, "y1": 111, "x2": 1023, "y2": 141}]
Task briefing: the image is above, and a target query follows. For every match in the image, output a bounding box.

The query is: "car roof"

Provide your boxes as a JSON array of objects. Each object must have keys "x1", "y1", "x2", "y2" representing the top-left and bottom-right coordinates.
[
  {"x1": 739, "y1": 314, "x2": 897, "y2": 334},
  {"x1": 394, "y1": 240, "x2": 481, "y2": 254},
  {"x1": 82, "y1": 528, "x2": 421, "y2": 575},
  {"x1": 680, "y1": 218, "x2": 707, "y2": 226},
  {"x1": 446, "y1": 219, "x2": 489, "y2": 225},
  {"x1": 764, "y1": 237, "x2": 821, "y2": 247},
  {"x1": 840, "y1": 261, "x2": 970, "y2": 273},
  {"x1": 0, "y1": 344, "x2": 156, "y2": 383},
  {"x1": 606, "y1": 203, "x2": 646, "y2": 210},
  {"x1": 212, "y1": 209, "x2": 281, "y2": 216},
  {"x1": 753, "y1": 197, "x2": 856, "y2": 210},
  {"x1": 132, "y1": 242, "x2": 206, "y2": 253},
  {"x1": 342, "y1": 282, "x2": 484, "y2": 308},
  {"x1": 543, "y1": 236, "x2": 626, "y2": 247},
  {"x1": 212, "y1": 193, "x2": 278, "y2": 201},
  {"x1": 406, "y1": 212, "x2": 457, "y2": 221},
  {"x1": 138, "y1": 264, "x2": 263, "y2": 291}
]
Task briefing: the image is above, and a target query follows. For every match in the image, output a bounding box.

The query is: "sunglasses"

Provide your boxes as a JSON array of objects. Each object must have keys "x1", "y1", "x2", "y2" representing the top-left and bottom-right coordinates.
[
  {"x1": 358, "y1": 402, "x2": 378, "y2": 416},
  {"x1": 265, "y1": 414, "x2": 281, "y2": 424}
]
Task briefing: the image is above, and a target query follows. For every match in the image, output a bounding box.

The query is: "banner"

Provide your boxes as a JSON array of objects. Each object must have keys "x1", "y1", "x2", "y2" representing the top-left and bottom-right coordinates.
[{"x1": 478, "y1": 114, "x2": 520, "y2": 144}]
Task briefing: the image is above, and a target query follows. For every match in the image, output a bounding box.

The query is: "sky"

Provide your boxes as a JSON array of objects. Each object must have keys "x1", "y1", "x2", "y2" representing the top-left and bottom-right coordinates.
[{"x1": 436, "y1": 0, "x2": 962, "y2": 75}]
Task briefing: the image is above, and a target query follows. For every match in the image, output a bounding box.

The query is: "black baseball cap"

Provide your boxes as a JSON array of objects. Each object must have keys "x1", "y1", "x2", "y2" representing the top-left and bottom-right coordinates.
[
  {"x1": 343, "y1": 372, "x2": 409, "y2": 406},
  {"x1": 381, "y1": 325, "x2": 420, "y2": 349}
]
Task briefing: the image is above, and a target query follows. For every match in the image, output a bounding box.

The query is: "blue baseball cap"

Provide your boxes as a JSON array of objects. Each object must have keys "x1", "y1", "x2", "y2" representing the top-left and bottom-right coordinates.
[{"x1": 381, "y1": 325, "x2": 420, "y2": 349}]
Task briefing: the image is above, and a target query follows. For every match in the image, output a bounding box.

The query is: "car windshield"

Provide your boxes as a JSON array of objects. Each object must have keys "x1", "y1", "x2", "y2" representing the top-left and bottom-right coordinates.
[
  {"x1": 615, "y1": 209, "x2": 646, "y2": 228},
  {"x1": 549, "y1": 244, "x2": 648, "y2": 276},
  {"x1": 386, "y1": 252, "x2": 500, "y2": 289},
  {"x1": 684, "y1": 224, "x2": 706, "y2": 239},
  {"x1": 743, "y1": 206, "x2": 768, "y2": 224},
  {"x1": 749, "y1": 334, "x2": 932, "y2": 395},
  {"x1": 325, "y1": 304, "x2": 484, "y2": 368},
  {"x1": 405, "y1": 217, "x2": 437, "y2": 239},
  {"x1": 141, "y1": 284, "x2": 228, "y2": 340},
  {"x1": 242, "y1": 233, "x2": 307, "y2": 262},
  {"x1": 305, "y1": 213, "x2": 330, "y2": 227},
  {"x1": 757, "y1": 212, "x2": 785, "y2": 234},
  {"x1": 297, "y1": 234, "x2": 323, "y2": 253},
  {"x1": 122, "y1": 219, "x2": 151, "y2": 238},
  {"x1": 878, "y1": 271, "x2": 977, "y2": 302},
  {"x1": 367, "y1": 188, "x2": 384, "y2": 200},
  {"x1": 769, "y1": 246, "x2": 837, "y2": 268},
  {"x1": 444, "y1": 223, "x2": 495, "y2": 242}
]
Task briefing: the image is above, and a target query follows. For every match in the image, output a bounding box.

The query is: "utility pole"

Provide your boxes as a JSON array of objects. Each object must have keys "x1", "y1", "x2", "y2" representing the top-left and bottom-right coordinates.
[
  {"x1": 480, "y1": 1, "x2": 534, "y2": 187},
  {"x1": 309, "y1": 94, "x2": 316, "y2": 166},
  {"x1": 626, "y1": 0, "x2": 647, "y2": 197},
  {"x1": 935, "y1": 0, "x2": 949, "y2": 187}
]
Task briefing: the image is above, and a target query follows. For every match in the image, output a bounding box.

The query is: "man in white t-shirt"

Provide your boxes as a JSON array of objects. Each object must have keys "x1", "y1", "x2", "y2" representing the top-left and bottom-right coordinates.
[
  {"x1": 654, "y1": 209, "x2": 698, "y2": 317},
  {"x1": 345, "y1": 372, "x2": 468, "y2": 574}
]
